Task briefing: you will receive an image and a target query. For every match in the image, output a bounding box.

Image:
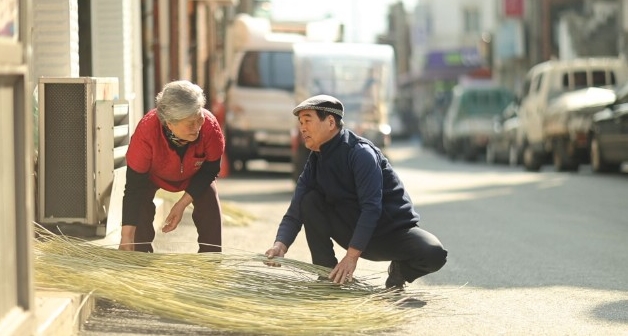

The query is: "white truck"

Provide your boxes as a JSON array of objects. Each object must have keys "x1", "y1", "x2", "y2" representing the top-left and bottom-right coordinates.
[
  {"x1": 224, "y1": 14, "x2": 339, "y2": 172},
  {"x1": 517, "y1": 57, "x2": 628, "y2": 171}
]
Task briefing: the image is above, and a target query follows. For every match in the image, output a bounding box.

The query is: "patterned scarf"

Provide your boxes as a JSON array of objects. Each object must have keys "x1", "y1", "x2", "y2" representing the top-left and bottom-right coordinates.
[{"x1": 163, "y1": 126, "x2": 190, "y2": 147}]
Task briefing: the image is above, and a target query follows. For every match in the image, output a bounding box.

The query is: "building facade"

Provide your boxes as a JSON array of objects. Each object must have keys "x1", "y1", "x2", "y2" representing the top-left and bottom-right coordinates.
[
  {"x1": 0, "y1": 0, "x2": 35, "y2": 334},
  {"x1": 395, "y1": 0, "x2": 627, "y2": 140}
]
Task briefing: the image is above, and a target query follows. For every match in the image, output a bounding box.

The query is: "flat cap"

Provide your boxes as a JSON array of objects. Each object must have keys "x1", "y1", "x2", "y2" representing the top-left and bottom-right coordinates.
[{"x1": 292, "y1": 94, "x2": 344, "y2": 118}]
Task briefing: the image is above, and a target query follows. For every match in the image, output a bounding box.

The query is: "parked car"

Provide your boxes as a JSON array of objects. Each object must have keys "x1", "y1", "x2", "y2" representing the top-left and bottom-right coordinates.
[
  {"x1": 442, "y1": 85, "x2": 515, "y2": 161},
  {"x1": 542, "y1": 86, "x2": 616, "y2": 171},
  {"x1": 516, "y1": 57, "x2": 628, "y2": 172},
  {"x1": 486, "y1": 100, "x2": 522, "y2": 165},
  {"x1": 589, "y1": 82, "x2": 628, "y2": 173},
  {"x1": 419, "y1": 91, "x2": 451, "y2": 153}
]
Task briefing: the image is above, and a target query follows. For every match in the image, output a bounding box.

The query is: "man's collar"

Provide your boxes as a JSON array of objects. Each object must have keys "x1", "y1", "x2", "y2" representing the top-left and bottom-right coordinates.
[{"x1": 319, "y1": 129, "x2": 344, "y2": 153}]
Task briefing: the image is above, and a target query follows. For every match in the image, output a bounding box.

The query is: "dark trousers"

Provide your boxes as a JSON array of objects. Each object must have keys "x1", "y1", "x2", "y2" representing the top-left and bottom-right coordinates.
[
  {"x1": 134, "y1": 181, "x2": 222, "y2": 253},
  {"x1": 301, "y1": 189, "x2": 447, "y2": 283}
]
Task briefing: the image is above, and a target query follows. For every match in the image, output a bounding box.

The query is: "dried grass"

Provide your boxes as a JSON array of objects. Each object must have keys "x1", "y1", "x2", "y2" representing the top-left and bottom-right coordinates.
[
  {"x1": 34, "y1": 225, "x2": 429, "y2": 335},
  {"x1": 155, "y1": 190, "x2": 255, "y2": 227}
]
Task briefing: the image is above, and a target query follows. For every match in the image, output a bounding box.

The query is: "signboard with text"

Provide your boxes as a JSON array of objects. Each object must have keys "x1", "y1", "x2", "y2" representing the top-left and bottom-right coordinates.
[{"x1": 503, "y1": 0, "x2": 524, "y2": 18}]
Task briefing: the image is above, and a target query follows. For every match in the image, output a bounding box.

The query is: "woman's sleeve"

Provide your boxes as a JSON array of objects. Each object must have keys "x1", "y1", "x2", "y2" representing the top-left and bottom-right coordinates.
[
  {"x1": 185, "y1": 159, "x2": 220, "y2": 200},
  {"x1": 122, "y1": 166, "x2": 152, "y2": 226}
]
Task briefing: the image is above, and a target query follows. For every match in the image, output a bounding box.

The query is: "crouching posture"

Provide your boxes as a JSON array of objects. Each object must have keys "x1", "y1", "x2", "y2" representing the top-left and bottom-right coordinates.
[
  {"x1": 265, "y1": 95, "x2": 447, "y2": 288},
  {"x1": 119, "y1": 80, "x2": 224, "y2": 253}
]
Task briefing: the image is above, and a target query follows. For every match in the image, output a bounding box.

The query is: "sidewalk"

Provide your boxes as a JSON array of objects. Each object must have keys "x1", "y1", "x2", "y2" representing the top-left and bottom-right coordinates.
[
  {"x1": 34, "y1": 195, "x2": 167, "y2": 336},
  {"x1": 33, "y1": 169, "x2": 390, "y2": 335}
]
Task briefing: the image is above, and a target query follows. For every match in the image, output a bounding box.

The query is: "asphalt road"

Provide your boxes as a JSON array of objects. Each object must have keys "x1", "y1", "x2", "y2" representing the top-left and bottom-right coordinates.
[{"x1": 80, "y1": 138, "x2": 628, "y2": 335}]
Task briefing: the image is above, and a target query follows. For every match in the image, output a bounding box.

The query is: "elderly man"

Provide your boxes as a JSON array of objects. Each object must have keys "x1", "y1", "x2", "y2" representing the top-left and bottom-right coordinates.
[{"x1": 265, "y1": 95, "x2": 447, "y2": 289}]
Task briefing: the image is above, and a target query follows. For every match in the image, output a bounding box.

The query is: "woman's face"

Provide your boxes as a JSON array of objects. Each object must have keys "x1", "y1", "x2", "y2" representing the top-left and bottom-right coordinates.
[{"x1": 167, "y1": 112, "x2": 204, "y2": 142}]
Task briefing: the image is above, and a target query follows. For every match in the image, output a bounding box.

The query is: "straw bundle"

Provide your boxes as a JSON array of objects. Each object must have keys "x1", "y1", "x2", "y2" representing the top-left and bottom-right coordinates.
[
  {"x1": 34, "y1": 227, "x2": 427, "y2": 335},
  {"x1": 155, "y1": 190, "x2": 256, "y2": 227}
]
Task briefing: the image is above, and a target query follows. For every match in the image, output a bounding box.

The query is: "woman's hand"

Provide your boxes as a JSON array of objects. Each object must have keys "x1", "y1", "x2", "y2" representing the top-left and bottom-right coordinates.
[
  {"x1": 162, "y1": 193, "x2": 194, "y2": 233},
  {"x1": 162, "y1": 203, "x2": 186, "y2": 233}
]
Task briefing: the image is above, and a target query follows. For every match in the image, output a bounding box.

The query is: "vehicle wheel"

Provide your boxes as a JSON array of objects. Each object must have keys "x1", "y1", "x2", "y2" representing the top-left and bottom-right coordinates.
[
  {"x1": 553, "y1": 139, "x2": 578, "y2": 172},
  {"x1": 508, "y1": 143, "x2": 519, "y2": 167},
  {"x1": 590, "y1": 137, "x2": 619, "y2": 173},
  {"x1": 420, "y1": 137, "x2": 431, "y2": 148},
  {"x1": 229, "y1": 158, "x2": 247, "y2": 173},
  {"x1": 523, "y1": 145, "x2": 541, "y2": 172},
  {"x1": 435, "y1": 138, "x2": 445, "y2": 153},
  {"x1": 486, "y1": 142, "x2": 496, "y2": 164},
  {"x1": 444, "y1": 140, "x2": 457, "y2": 161},
  {"x1": 462, "y1": 142, "x2": 477, "y2": 162}
]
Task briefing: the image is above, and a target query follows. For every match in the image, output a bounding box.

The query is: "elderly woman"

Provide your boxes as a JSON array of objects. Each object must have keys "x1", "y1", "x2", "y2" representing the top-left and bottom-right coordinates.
[{"x1": 118, "y1": 80, "x2": 225, "y2": 252}]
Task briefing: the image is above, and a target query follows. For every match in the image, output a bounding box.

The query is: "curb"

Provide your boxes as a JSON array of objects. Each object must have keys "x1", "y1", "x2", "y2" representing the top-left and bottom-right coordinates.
[
  {"x1": 35, "y1": 197, "x2": 166, "y2": 335},
  {"x1": 35, "y1": 291, "x2": 94, "y2": 336}
]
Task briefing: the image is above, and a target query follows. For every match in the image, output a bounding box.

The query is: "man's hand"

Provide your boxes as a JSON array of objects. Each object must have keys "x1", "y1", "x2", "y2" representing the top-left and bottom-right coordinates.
[
  {"x1": 264, "y1": 241, "x2": 287, "y2": 267},
  {"x1": 118, "y1": 225, "x2": 136, "y2": 251},
  {"x1": 329, "y1": 247, "x2": 361, "y2": 284}
]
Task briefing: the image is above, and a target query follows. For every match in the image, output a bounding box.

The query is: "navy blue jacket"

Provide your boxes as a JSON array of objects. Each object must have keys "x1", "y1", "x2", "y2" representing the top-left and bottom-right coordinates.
[{"x1": 275, "y1": 129, "x2": 420, "y2": 251}]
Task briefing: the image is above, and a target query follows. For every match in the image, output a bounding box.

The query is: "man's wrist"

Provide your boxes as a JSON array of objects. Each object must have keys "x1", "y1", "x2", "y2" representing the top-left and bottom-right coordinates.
[{"x1": 274, "y1": 241, "x2": 288, "y2": 254}]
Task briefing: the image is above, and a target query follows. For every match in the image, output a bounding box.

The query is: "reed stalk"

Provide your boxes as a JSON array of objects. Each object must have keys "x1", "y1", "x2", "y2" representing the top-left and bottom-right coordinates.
[{"x1": 34, "y1": 226, "x2": 427, "y2": 335}]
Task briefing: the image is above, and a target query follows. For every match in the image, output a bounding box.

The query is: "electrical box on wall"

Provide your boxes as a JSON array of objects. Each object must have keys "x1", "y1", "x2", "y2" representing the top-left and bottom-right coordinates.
[{"x1": 37, "y1": 77, "x2": 129, "y2": 227}]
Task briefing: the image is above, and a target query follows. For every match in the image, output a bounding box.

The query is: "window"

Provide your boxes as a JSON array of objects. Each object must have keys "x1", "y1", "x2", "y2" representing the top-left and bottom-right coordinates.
[
  {"x1": 562, "y1": 72, "x2": 570, "y2": 88},
  {"x1": 237, "y1": 51, "x2": 295, "y2": 91},
  {"x1": 574, "y1": 71, "x2": 587, "y2": 89},
  {"x1": 521, "y1": 78, "x2": 531, "y2": 98},
  {"x1": 463, "y1": 7, "x2": 481, "y2": 33},
  {"x1": 533, "y1": 73, "x2": 544, "y2": 93},
  {"x1": 559, "y1": 69, "x2": 617, "y2": 90},
  {"x1": 460, "y1": 89, "x2": 514, "y2": 116},
  {"x1": 592, "y1": 70, "x2": 616, "y2": 87}
]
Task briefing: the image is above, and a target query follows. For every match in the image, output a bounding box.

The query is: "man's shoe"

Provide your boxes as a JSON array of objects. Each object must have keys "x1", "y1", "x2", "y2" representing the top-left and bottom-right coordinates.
[{"x1": 385, "y1": 261, "x2": 405, "y2": 290}]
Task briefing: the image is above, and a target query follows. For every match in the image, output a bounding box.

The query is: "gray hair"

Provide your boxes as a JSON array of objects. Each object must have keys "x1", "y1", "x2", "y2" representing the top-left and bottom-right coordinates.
[{"x1": 155, "y1": 80, "x2": 206, "y2": 124}]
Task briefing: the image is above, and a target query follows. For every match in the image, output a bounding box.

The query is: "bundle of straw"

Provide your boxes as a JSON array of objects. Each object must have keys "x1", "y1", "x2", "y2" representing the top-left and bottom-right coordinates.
[
  {"x1": 155, "y1": 190, "x2": 256, "y2": 227},
  {"x1": 34, "y1": 227, "x2": 427, "y2": 335},
  {"x1": 220, "y1": 201, "x2": 257, "y2": 227}
]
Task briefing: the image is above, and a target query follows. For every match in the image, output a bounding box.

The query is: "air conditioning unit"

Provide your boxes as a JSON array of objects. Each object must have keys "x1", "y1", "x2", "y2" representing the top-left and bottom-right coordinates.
[{"x1": 37, "y1": 77, "x2": 129, "y2": 227}]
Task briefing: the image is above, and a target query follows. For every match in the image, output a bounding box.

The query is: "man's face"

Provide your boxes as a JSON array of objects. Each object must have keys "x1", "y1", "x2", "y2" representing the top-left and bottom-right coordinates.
[{"x1": 297, "y1": 109, "x2": 336, "y2": 151}]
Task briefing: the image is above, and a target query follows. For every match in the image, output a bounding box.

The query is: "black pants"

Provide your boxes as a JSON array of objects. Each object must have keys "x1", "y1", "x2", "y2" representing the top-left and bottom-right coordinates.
[
  {"x1": 133, "y1": 181, "x2": 222, "y2": 253},
  {"x1": 301, "y1": 189, "x2": 447, "y2": 283}
]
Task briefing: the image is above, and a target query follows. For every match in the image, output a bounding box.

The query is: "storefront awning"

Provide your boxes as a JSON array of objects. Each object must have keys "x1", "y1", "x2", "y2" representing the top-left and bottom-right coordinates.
[
  {"x1": 398, "y1": 47, "x2": 487, "y2": 86},
  {"x1": 193, "y1": 0, "x2": 238, "y2": 6}
]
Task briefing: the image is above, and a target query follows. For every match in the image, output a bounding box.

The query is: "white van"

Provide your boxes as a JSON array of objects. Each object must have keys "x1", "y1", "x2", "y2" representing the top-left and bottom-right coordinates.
[
  {"x1": 517, "y1": 57, "x2": 628, "y2": 171},
  {"x1": 224, "y1": 14, "x2": 340, "y2": 172}
]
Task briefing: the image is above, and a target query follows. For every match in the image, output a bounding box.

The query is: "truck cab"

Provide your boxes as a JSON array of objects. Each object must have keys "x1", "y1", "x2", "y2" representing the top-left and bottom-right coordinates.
[
  {"x1": 224, "y1": 14, "x2": 340, "y2": 172},
  {"x1": 290, "y1": 42, "x2": 395, "y2": 182}
]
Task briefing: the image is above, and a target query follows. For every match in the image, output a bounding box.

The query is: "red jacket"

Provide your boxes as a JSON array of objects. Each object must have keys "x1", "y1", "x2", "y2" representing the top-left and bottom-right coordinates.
[{"x1": 125, "y1": 108, "x2": 225, "y2": 191}]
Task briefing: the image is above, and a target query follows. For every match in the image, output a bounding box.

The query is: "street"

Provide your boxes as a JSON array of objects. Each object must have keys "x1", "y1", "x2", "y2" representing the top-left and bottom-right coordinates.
[{"x1": 81, "y1": 138, "x2": 628, "y2": 335}]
